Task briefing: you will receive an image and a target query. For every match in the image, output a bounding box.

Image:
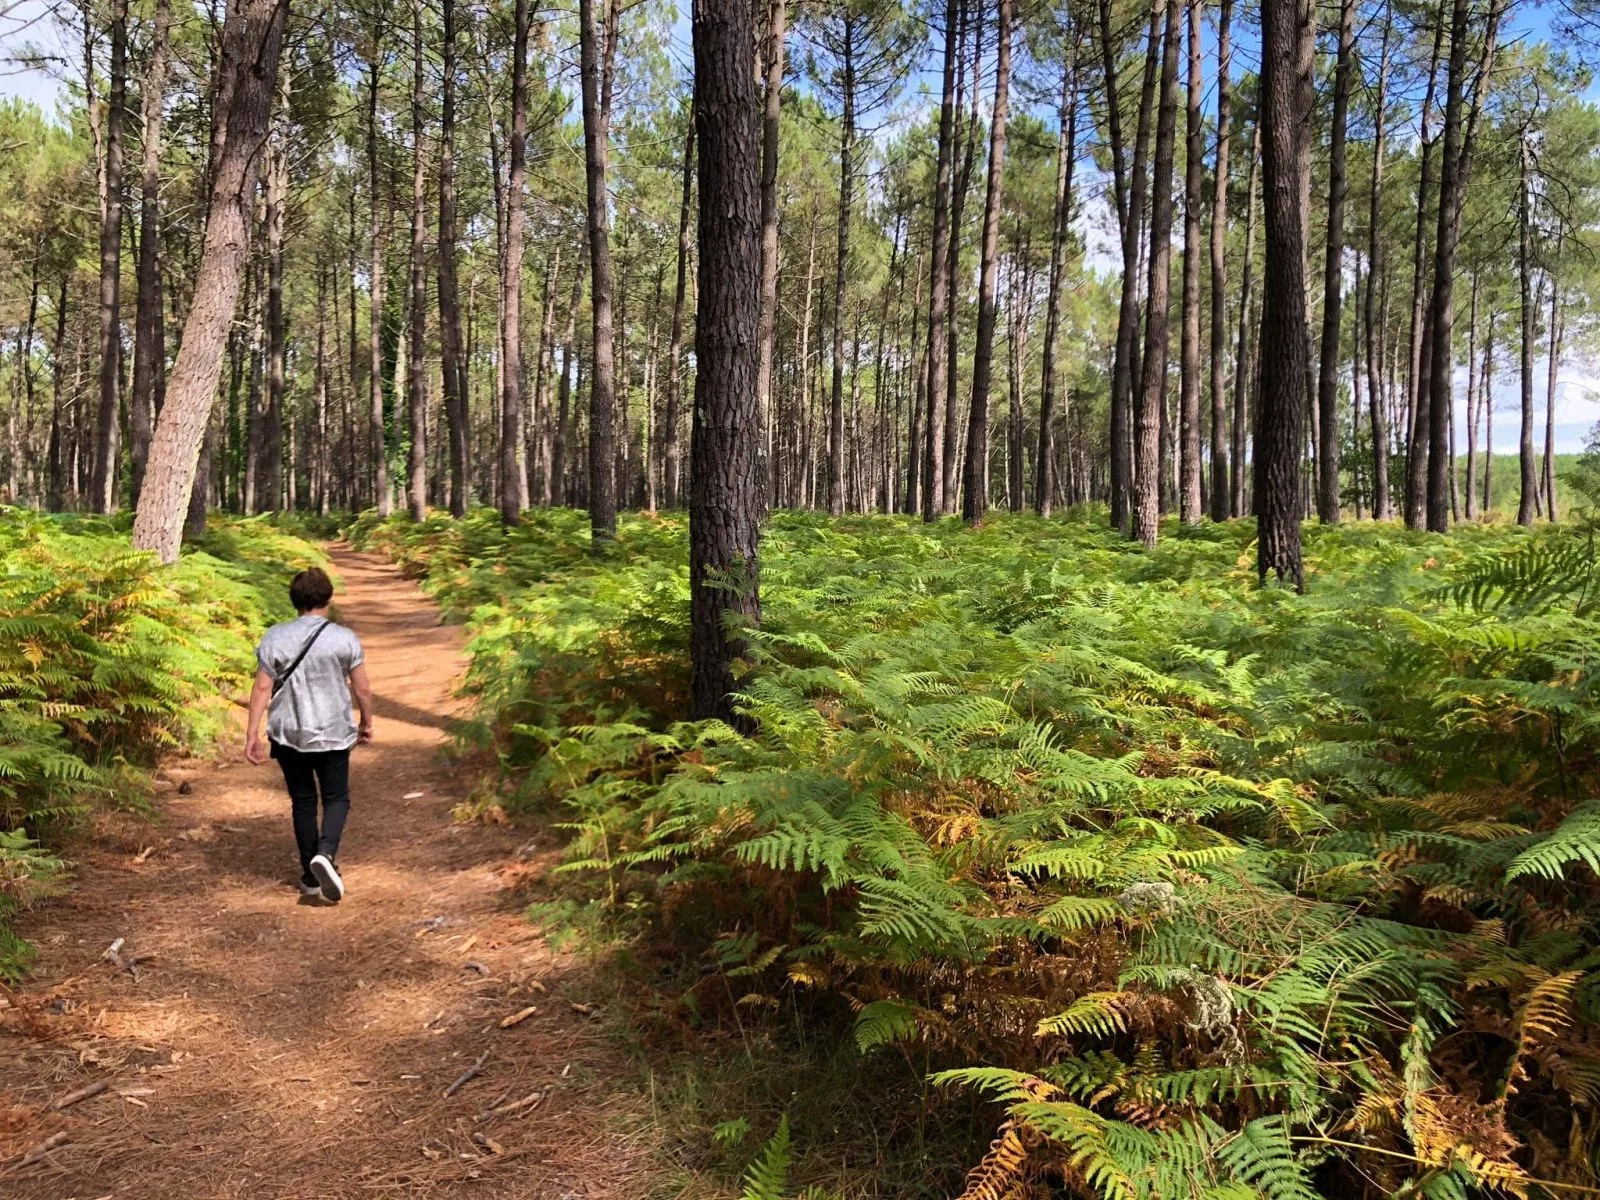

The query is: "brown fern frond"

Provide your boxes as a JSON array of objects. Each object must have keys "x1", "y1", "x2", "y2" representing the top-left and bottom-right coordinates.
[{"x1": 956, "y1": 1125, "x2": 1030, "y2": 1200}]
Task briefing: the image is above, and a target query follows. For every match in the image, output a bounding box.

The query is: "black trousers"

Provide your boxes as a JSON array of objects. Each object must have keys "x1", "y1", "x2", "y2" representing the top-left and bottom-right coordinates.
[{"x1": 271, "y1": 742, "x2": 351, "y2": 885}]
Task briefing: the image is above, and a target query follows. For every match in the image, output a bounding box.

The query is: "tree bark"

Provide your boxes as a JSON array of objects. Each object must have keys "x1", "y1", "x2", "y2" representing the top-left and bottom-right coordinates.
[
  {"x1": 1134, "y1": 0, "x2": 1179, "y2": 547},
  {"x1": 922, "y1": 0, "x2": 958, "y2": 521},
  {"x1": 129, "y1": 0, "x2": 170, "y2": 508},
  {"x1": 961, "y1": 0, "x2": 1011, "y2": 524},
  {"x1": 1256, "y1": 0, "x2": 1308, "y2": 589},
  {"x1": 1206, "y1": 0, "x2": 1231, "y2": 522},
  {"x1": 755, "y1": 0, "x2": 786, "y2": 498},
  {"x1": 132, "y1": 0, "x2": 289, "y2": 563},
  {"x1": 1232, "y1": 120, "x2": 1259, "y2": 518},
  {"x1": 1178, "y1": 0, "x2": 1203, "y2": 523},
  {"x1": 1546, "y1": 273, "x2": 1561, "y2": 522},
  {"x1": 665, "y1": 112, "x2": 695, "y2": 510},
  {"x1": 408, "y1": 0, "x2": 429, "y2": 522},
  {"x1": 1036, "y1": 36, "x2": 1077, "y2": 518},
  {"x1": 689, "y1": 0, "x2": 762, "y2": 723},
  {"x1": 1464, "y1": 271, "x2": 1479, "y2": 521},
  {"x1": 438, "y1": 0, "x2": 469, "y2": 515},
  {"x1": 1314, "y1": 0, "x2": 1354, "y2": 524},
  {"x1": 1404, "y1": 14, "x2": 1445, "y2": 529},
  {"x1": 497, "y1": 0, "x2": 530, "y2": 524},
  {"x1": 48, "y1": 276, "x2": 69, "y2": 512},
  {"x1": 1365, "y1": 3, "x2": 1392, "y2": 519},
  {"x1": 945, "y1": 4, "x2": 982, "y2": 514},
  {"x1": 827, "y1": 26, "x2": 857, "y2": 518},
  {"x1": 264, "y1": 75, "x2": 288, "y2": 511},
  {"x1": 91, "y1": 0, "x2": 129, "y2": 513},
  {"x1": 580, "y1": 0, "x2": 619, "y2": 545},
  {"x1": 367, "y1": 43, "x2": 389, "y2": 516}
]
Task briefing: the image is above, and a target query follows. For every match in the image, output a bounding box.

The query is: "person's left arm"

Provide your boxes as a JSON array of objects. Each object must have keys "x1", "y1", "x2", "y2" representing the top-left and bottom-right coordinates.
[{"x1": 245, "y1": 668, "x2": 274, "y2": 764}]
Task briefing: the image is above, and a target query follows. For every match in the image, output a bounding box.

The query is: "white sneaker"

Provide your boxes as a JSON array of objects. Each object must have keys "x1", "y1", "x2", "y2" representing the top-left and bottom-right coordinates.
[
  {"x1": 298, "y1": 880, "x2": 321, "y2": 899},
  {"x1": 309, "y1": 854, "x2": 345, "y2": 903}
]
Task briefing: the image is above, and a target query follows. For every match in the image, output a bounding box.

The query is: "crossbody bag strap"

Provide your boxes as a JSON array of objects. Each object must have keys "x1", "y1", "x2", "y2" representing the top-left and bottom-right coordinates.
[{"x1": 271, "y1": 619, "x2": 332, "y2": 697}]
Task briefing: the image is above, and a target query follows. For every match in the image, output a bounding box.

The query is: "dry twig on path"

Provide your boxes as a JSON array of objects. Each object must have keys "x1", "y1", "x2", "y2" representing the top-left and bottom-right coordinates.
[{"x1": 443, "y1": 1050, "x2": 489, "y2": 1097}]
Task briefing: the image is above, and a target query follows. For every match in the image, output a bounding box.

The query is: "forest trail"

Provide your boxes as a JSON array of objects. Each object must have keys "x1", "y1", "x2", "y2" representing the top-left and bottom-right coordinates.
[{"x1": 1, "y1": 548, "x2": 654, "y2": 1199}]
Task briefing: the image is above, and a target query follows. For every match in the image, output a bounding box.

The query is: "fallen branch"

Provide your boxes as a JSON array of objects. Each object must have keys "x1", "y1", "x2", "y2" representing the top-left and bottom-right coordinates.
[
  {"x1": 443, "y1": 1050, "x2": 489, "y2": 1098},
  {"x1": 51, "y1": 1079, "x2": 109, "y2": 1111},
  {"x1": 498, "y1": 1006, "x2": 537, "y2": 1029},
  {"x1": 490, "y1": 1090, "x2": 543, "y2": 1118},
  {"x1": 16, "y1": 1131, "x2": 70, "y2": 1167}
]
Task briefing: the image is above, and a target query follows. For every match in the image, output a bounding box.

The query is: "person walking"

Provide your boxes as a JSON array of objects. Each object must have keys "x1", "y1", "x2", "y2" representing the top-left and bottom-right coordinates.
[{"x1": 245, "y1": 567, "x2": 374, "y2": 902}]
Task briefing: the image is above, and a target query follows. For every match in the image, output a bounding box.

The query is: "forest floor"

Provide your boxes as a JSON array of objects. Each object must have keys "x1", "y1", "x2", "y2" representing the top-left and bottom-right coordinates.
[{"x1": 0, "y1": 548, "x2": 661, "y2": 1199}]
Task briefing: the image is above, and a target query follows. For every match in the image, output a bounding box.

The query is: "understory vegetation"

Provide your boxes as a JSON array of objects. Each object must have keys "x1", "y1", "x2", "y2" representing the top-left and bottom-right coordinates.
[
  {"x1": 0, "y1": 509, "x2": 327, "y2": 978},
  {"x1": 353, "y1": 506, "x2": 1600, "y2": 1199}
]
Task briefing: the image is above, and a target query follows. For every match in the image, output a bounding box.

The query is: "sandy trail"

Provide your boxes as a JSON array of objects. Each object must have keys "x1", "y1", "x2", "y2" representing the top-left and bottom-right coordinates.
[{"x1": 1, "y1": 548, "x2": 652, "y2": 1199}]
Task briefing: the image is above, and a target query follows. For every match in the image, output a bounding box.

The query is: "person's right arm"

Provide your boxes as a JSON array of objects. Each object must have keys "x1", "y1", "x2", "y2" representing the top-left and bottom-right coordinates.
[
  {"x1": 245, "y1": 668, "x2": 274, "y2": 764},
  {"x1": 349, "y1": 663, "x2": 375, "y2": 743}
]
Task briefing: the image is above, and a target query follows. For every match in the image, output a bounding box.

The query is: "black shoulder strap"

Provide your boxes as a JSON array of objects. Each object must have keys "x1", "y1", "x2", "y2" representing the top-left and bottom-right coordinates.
[{"x1": 272, "y1": 620, "x2": 332, "y2": 697}]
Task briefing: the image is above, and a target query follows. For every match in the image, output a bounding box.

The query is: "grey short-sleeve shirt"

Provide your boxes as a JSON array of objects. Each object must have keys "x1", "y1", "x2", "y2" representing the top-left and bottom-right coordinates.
[{"x1": 256, "y1": 615, "x2": 365, "y2": 753}]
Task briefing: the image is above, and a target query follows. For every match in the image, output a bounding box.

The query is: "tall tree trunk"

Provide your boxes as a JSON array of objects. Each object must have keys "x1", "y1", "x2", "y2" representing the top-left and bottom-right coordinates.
[
  {"x1": 1482, "y1": 314, "x2": 1494, "y2": 515},
  {"x1": 1232, "y1": 121, "x2": 1259, "y2": 518},
  {"x1": 367, "y1": 44, "x2": 389, "y2": 516},
  {"x1": 580, "y1": 0, "x2": 620, "y2": 545},
  {"x1": 531, "y1": 248, "x2": 561, "y2": 504},
  {"x1": 827, "y1": 28, "x2": 857, "y2": 518},
  {"x1": 551, "y1": 259, "x2": 584, "y2": 507},
  {"x1": 1178, "y1": 0, "x2": 1203, "y2": 523},
  {"x1": 922, "y1": 0, "x2": 958, "y2": 521},
  {"x1": 1134, "y1": 0, "x2": 1179, "y2": 548},
  {"x1": 1517, "y1": 136, "x2": 1536, "y2": 526},
  {"x1": 1314, "y1": 0, "x2": 1354, "y2": 524},
  {"x1": 129, "y1": 0, "x2": 170, "y2": 507},
  {"x1": 1365, "y1": 3, "x2": 1392, "y2": 519},
  {"x1": 315, "y1": 266, "x2": 330, "y2": 515},
  {"x1": 1464, "y1": 271, "x2": 1479, "y2": 521},
  {"x1": 1546, "y1": 275, "x2": 1561, "y2": 522},
  {"x1": 1206, "y1": 0, "x2": 1231, "y2": 522},
  {"x1": 1037, "y1": 37, "x2": 1077, "y2": 518},
  {"x1": 689, "y1": 0, "x2": 762, "y2": 722},
  {"x1": 1256, "y1": 0, "x2": 1309, "y2": 590},
  {"x1": 1425, "y1": 0, "x2": 1469, "y2": 532},
  {"x1": 438, "y1": 0, "x2": 468, "y2": 516},
  {"x1": 91, "y1": 0, "x2": 129, "y2": 513},
  {"x1": 755, "y1": 0, "x2": 786, "y2": 501},
  {"x1": 1404, "y1": 14, "x2": 1445, "y2": 529},
  {"x1": 498, "y1": 0, "x2": 530, "y2": 524},
  {"x1": 264, "y1": 75, "x2": 288, "y2": 511},
  {"x1": 1102, "y1": 0, "x2": 1162, "y2": 534},
  {"x1": 945, "y1": 4, "x2": 982, "y2": 514},
  {"x1": 132, "y1": 0, "x2": 289, "y2": 563},
  {"x1": 961, "y1": 0, "x2": 1011, "y2": 524},
  {"x1": 48, "y1": 276, "x2": 69, "y2": 512},
  {"x1": 665, "y1": 112, "x2": 695, "y2": 510},
  {"x1": 408, "y1": 0, "x2": 429, "y2": 522}
]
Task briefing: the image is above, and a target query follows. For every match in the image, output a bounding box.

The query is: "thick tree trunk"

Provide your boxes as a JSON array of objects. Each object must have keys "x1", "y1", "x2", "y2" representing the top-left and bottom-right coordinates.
[
  {"x1": 689, "y1": 0, "x2": 762, "y2": 723},
  {"x1": 1256, "y1": 0, "x2": 1309, "y2": 590},
  {"x1": 1037, "y1": 39, "x2": 1077, "y2": 518},
  {"x1": 580, "y1": 0, "x2": 620, "y2": 545},
  {"x1": 1134, "y1": 0, "x2": 1179, "y2": 548},
  {"x1": 665, "y1": 113, "x2": 695, "y2": 510},
  {"x1": 1314, "y1": 0, "x2": 1354, "y2": 524},
  {"x1": 961, "y1": 0, "x2": 1011, "y2": 524},
  {"x1": 132, "y1": 0, "x2": 289, "y2": 563},
  {"x1": 438, "y1": 0, "x2": 469, "y2": 516},
  {"x1": 1178, "y1": 0, "x2": 1203, "y2": 523},
  {"x1": 922, "y1": 0, "x2": 959, "y2": 521},
  {"x1": 1206, "y1": 0, "x2": 1231, "y2": 522},
  {"x1": 91, "y1": 0, "x2": 129, "y2": 513},
  {"x1": 129, "y1": 0, "x2": 170, "y2": 508}
]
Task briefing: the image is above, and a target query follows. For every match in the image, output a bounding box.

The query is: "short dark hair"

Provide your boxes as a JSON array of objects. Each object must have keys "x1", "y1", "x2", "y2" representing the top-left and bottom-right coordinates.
[{"x1": 289, "y1": 567, "x2": 334, "y2": 613}]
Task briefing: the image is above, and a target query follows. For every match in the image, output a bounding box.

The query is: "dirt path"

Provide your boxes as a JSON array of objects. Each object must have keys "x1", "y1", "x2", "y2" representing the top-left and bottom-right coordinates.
[{"x1": 1, "y1": 548, "x2": 655, "y2": 1199}]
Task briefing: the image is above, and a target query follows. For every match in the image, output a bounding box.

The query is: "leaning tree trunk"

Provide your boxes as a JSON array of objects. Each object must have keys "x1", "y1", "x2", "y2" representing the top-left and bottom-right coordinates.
[
  {"x1": 129, "y1": 0, "x2": 170, "y2": 508},
  {"x1": 1134, "y1": 0, "x2": 1179, "y2": 548},
  {"x1": 688, "y1": 0, "x2": 763, "y2": 723},
  {"x1": 1256, "y1": 0, "x2": 1309, "y2": 590},
  {"x1": 438, "y1": 0, "x2": 469, "y2": 515},
  {"x1": 580, "y1": 0, "x2": 620, "y2": 545},
  {"x1": 1314, "y1": 0, "x2": 1354, "y2": 525},
  {"x1": 1036, "y1": 37, "x2": 1078, "y2": 517},
  {"x1": 1206, "y1": 0, "x2": 1231, "y2": 522},
  {"x1": 961, "y1": 0, "x2": 1011, "y2": 525},
  {"x1": 132, "y1": 0, "x2": 289, "y2": 563},
  {"x1": 1178, "y1": 0, "x2": 1203, "y2": 523},
  {"x1": 91, "y1": 0, "x2": 129, "y2": 513},
  {"x1": 921, "y1": 0, "x2": 959, "y2": 521}
]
